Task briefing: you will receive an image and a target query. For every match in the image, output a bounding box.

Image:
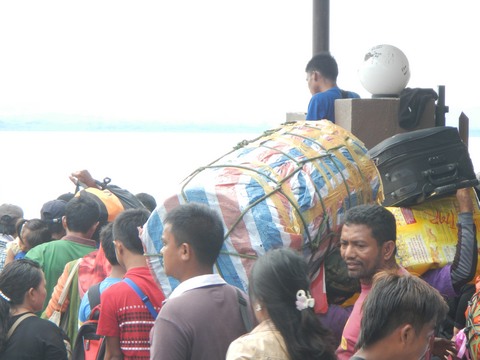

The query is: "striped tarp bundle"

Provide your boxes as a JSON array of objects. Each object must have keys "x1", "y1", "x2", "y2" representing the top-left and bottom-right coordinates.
[{"x1": 142, "y1": 120, "x2": 383, "y2": 312}]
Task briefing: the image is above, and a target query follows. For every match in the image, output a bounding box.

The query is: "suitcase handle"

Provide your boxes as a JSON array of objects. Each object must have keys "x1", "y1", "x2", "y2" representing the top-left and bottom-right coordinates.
[
  {"x1": 422, "y1": 164, "x2": 458, "y2": 186},
  {"x1": 432, "y1": 179, "x2": 480, "y2": 197}
]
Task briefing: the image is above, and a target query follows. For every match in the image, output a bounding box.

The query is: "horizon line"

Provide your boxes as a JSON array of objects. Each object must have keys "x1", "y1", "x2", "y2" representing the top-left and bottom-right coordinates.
[{"x1": 1, "y1": 118, "x2": 479, "y2": 135}]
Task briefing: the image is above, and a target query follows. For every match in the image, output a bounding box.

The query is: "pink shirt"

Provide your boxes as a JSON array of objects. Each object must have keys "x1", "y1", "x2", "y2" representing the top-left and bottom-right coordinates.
[
  {"x1": 336, "y1": 267, "x2": 411, "y2": 360},
  {"x1": 336, "y1": 282, "x2": 372, "y2": 360}
]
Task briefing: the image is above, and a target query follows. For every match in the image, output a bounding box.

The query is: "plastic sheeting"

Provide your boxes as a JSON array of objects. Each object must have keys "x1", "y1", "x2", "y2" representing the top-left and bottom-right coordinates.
[{"x1": 142, "y1": 120, "x2": 383, "y2": 313}]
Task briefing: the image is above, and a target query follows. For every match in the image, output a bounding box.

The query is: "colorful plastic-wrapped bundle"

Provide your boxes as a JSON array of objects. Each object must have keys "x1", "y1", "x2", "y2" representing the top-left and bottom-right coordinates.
[{"x1": 142, "y1": 120, "x2": 383, "y2": 313}]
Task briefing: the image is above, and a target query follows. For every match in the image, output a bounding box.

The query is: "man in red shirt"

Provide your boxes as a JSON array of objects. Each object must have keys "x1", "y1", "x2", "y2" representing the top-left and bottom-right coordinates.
[{"x1": 97, "y1": 208, "x2": 165, "y2": 360}]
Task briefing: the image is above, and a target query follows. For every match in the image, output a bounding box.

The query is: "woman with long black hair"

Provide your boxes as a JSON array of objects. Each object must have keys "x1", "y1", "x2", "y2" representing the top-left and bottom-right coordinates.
[{"x1": 227, "y1": 248, "x2": 336, "y2": 360}]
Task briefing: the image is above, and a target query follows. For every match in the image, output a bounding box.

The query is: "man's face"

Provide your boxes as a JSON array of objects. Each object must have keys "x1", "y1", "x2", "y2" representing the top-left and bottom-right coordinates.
[
  {"x1": 161, "y1": 223, "x2": 182, "y2": 279},
  {"x1": 339, "y1": 223, "x2": 384, "y2": 281}
]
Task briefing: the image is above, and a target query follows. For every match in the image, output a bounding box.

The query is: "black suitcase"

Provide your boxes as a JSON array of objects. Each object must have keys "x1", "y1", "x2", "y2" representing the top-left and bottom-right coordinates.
[{"x1": 368, "y1": 126, "x2": 478, "y2": 207}]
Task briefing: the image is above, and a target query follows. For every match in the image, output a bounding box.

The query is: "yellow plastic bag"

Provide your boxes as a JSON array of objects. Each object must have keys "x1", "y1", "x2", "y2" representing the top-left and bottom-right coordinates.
[{"x1": 388, "y1": 189, "x2": 480, "y2": 276}]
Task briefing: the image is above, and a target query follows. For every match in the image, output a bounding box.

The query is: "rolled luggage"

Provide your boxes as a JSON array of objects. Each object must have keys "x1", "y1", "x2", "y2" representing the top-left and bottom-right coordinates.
[
  {"x1": 142, "y1": 120, "x2": 383, "y2": 313},
  {"x1": 368, "y1": 126, "x2": 478, "y2": 207}
]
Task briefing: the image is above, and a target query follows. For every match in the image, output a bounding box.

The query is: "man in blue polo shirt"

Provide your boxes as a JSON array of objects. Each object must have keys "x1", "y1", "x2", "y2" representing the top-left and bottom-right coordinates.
[{"x1": 305, "y1": 53, "x2": 360, "y2": 123}]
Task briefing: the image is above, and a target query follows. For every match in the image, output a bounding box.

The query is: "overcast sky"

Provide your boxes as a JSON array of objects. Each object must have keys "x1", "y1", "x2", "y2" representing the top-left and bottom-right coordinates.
[
  {"x1": 331, "y1": 0, "x2": 480, "y2": 131},
  {"x1": 1, "y1": 1, "x2": 479, "y2": 218},
  {"x1": 1, "y1": 1, "x2": 478, "y2": 130}
]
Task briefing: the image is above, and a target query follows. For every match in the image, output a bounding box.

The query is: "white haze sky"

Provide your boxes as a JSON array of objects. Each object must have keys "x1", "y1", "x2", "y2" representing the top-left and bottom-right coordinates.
[
  {"x1": 0, "y1": 0, "x2": 479, "y2": 129},
  {"x1": 1, "y1": 0, "x2": 480, "y2": 218}
]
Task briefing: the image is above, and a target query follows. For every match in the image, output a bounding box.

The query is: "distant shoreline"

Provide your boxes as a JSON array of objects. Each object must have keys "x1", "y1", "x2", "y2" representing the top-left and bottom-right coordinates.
[
  {"x1": 0, "y1": 120, "x2": 270, "y2": 133},
  {"x1": 1, "y1": 120, "x2": 479, "y2": 136}
]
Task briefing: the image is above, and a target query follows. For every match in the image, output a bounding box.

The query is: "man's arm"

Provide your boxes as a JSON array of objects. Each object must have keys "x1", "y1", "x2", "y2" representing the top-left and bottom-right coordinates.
[
  {"x1": 421, "y1": 188, "x2": 477, "y2": 298},
  {"x1": 78, "y1": 289, "x2": 91, "y2": 324},
  {"x1": 104, "y1": 336, "x2": 123, "y2": 360},
  {"x1": 450, "y1": 188, "x2": 477, "y2": 293},
  {"x1": 42, "y1": 261, "x2": 72, "y2": 318},
  {"x1": 4, "y1": 245, "x2": 16, "y2": 266},
  {"x1": 70, "y1": 169, "x2": 99, "y2": 189}
]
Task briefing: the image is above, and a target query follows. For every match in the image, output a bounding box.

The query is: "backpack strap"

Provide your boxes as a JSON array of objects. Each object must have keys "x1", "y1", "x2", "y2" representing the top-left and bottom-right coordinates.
[
  {"x1": 236, "y1": 288, "x2": 253, "y2": 332},
  {"x1": 123, "y1": 278, "x2": 158, "y2": 319},
  {"x1": 58, "y1": 259, "x2": 81, "y2": 308},
  {"x1": 7, "y1": 313, "x2": 36, "y2": 339},
  {"x1": 87, "y1": 282, "x2": 102, "y2": 310},
  {"x1": 340, "y1": 89, "x2": 350, "y2": 99}
]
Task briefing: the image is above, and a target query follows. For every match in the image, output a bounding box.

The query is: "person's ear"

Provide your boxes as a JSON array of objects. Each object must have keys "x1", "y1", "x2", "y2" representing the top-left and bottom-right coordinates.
[
  {"x1": 87, "y1": 221, "x2": 100, "y2": 238},
  {"x1": 114, "y1": 240, "x2": 124, "y2": 256},
  {"x1": 399, "y1": 324, "x2": 415, "y2": 346},
  {"x1": 25, "y1": 287, "x2": 37, "y2": 304},
  {"x1": 180, "y1": 243, "x2": 191, "y2": 261},
  {"x1": 383, "y1": 240, "x2": 396, "y2": 260}
]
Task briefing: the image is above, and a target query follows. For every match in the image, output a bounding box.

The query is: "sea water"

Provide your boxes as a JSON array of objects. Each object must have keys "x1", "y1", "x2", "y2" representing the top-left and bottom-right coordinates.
[
  {"x1": 0, "y1": 130, "x2": 261, "y2": 218},
  {"x1": 1, "y1": 129, "x2": 479, "y2": 219}
]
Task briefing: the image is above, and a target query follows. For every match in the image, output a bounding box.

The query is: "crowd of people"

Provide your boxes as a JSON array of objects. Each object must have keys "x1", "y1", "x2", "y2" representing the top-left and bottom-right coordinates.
[
  {"x1": 0, "y1": 166, "x2": 477, "y2": 360},
  {"x1": 0, "y1": 53, "x2": 478, "y2": 360}
]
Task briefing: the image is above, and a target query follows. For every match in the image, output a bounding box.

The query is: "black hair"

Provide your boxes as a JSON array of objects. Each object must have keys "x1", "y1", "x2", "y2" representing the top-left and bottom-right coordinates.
[
  {"x1": 305, "y1": 53, "x2": 339, "y2": 82},
  {"x1": 45, "y1": 217, "x2": 65, "y2": 239},
  {"x1": 344, "y1": 204, "x2": 396, "y2": 247},
  {"x1": 112, "y1": 208, "x2": 150, "y2": 254},
  {"x1": 357, "y1": 271, "x2": 449, "y2": 349},
  {"x1": 41, "y1": 200, "x2": 66, "y2": 238},
  {"x1": 249, "y1": 248, "x2": 336, "y2": 360},
  {"x1": 164, "y1": 202, "x2": 224, "y2": 266},
  {"x1": 100, "y1": 222, "x2": 118, "y2": 266},
  {"x1": 135, "y1": 193, "x2": 157, "y2": 213},
  {"x1": 65, "y1": 195, "x2": 100, "y2": 234},
  {"x1": 17, "y1": 219, "x2": 52, "y2": 250},
  {"x1": 0, "y1": 259, "x2": 43, "y2": 353},
  {"x1": 15, "y1": 218, "x2": 27, "y2": 239}
]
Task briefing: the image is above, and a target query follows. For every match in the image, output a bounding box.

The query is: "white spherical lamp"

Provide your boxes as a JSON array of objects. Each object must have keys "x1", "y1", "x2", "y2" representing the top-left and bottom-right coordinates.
[{"x1": 358, "y1": 44, "x2": 410, "y2": 97}]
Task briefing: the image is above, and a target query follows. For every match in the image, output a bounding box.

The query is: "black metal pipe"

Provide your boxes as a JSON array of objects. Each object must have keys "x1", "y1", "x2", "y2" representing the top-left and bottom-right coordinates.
[
  {"x1": 312, "y1": 0, "x2": 329, "y2": 55},
  {"x1": 435, "y1": 85, "x2": 448, "y2": 127}
]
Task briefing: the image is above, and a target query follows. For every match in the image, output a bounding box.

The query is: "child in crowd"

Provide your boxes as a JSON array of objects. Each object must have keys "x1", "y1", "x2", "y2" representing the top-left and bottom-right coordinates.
[{"x1": 5, "y1": 219, "x2": 52, "y2": 265}]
